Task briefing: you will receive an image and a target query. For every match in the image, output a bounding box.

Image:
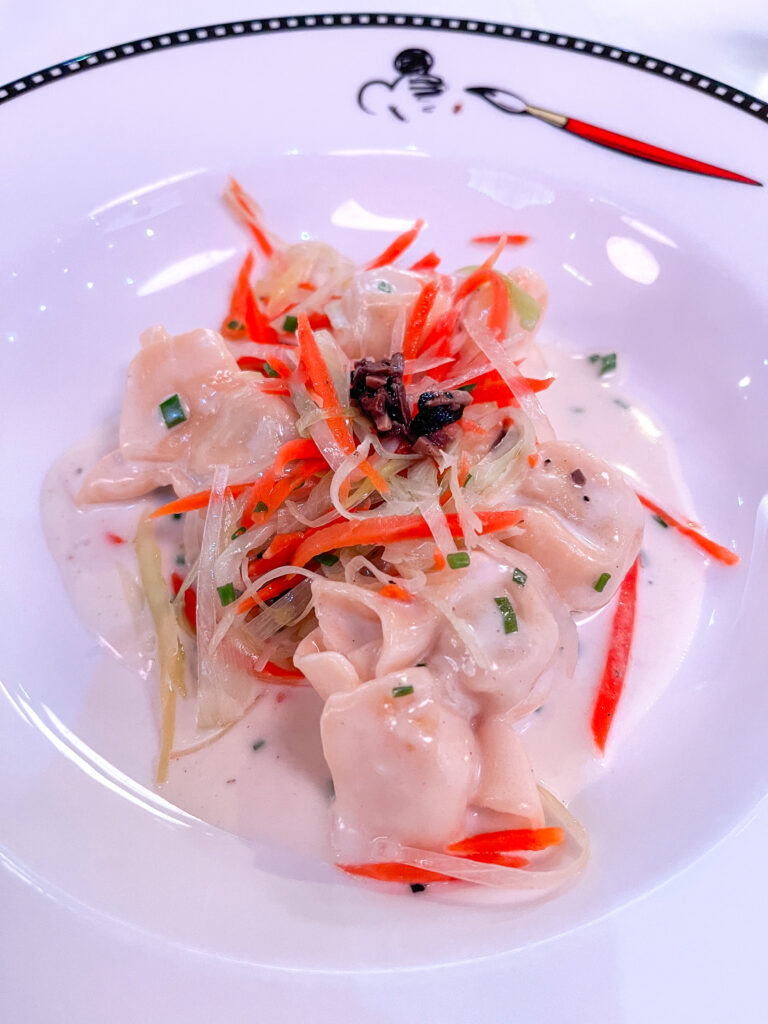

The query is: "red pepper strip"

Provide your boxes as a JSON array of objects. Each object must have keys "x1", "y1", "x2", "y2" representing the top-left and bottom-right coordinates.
[
  {"x1": 339, "y1": 862, "x2": 455, "y2": 884},
  {"x1": 228, "y1": 178, "x2": 274, "y2": 258},
  {"x1": 591, "y1": 556, "x2": 640, "y2": 754},
  {"x1": 244, "y1": 288, "x2": 279, "y2": 346},
  {"x1": 149, "y1": 482, "x2": 256, "y2": 520},
  {"x1": 291, "y1": 509, "x2": 521, "y2": 568},
  {"x1": 105, "y1": 531, "x2": 125, "y2": 545},
  {"x1": 636, "y1": 493, "x2": 739, "y2": 566},
  {"x1": 471, "y1": 234, "x2": 530, "y2": 246},
  {"x1": 307, "y1": 312, "x2": 332, "y2": 331},
  {"x1": 421, "y1": 304, "x2": 461, "y2": 355},
  {"x1": 403, "y1": 279, "x2": 441, "y2": 361},
  {"x1": 183, "y1": 588, "x2": 197, "y2": 632},
  {"x1": 448, "y1": 827, "x2": 564, "y2": 855},
  {"x1": 221, "y1": 250, "x2": 255, "y2": 338},
  {"x1": 454, "y1": 267, "x2": 509, "y2": 340},
  {"x1": 236, "y1": 356, "x2": 293, "y2": 381},
  {"x1": 466, "y1": 371, "x2": 555, "y2": 407},
  {"x1": 259, "y1": 660, "x2": 306, "y2": 681},
  {"x1": 170, "y1": 572, "x2": 184, "y2": 596},
  {"x1": 365, "y1": 218, "x2": 425, "y2": 270},
  {"x1": 409, "y1": 250, "x2": 441, "y2": 272},
  {"x1": 272, "y1": 438, "x2": 323, "y2": 476},
  {"x1": 298, "y1": 280, "x2": 316, "y2": 291}
]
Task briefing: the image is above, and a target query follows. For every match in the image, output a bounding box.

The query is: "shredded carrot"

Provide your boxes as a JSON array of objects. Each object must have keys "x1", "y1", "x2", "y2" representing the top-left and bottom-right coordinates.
[
  {"x1": 297, "y1": 280, "x2": 316, "y2": 291},
  {"x1": 291, "y1": 509, "x2": 521, "y2": 567},
  {"x1": 365, "y1": 218, "x2": 425, "y2": 270},
  {"x1": 307, "y1": 312, "x2": 332, "y2": 331},
  {"x1": 339, "y1": 862, "x2": 454, "y2": 884},
  {"x1": 471, "y1": 234, "x2": 530, "y2": 246},
  {"x1": 228, "y1": 178, "x2": 274, "y2": 257},
  {"x1": 236, "y1": 356, "x2": 292, "y2": 382},
  {"x1": 221, "y1": 250, "x2": 255, "y2": 338},
  {"x1": 454, "y1": 267, "x2": 509, "y2": 340},
  {"x1": 636, "y1": 493, "x2": 739, "y2": 565},
  {"x1": 296, "y1": 313, "x2": 388, "y2": 493},
  {"x1": 378, "y1": 583, "x2": 413, "y2": 602},
  {"x1": 458, "y1": 453, "x2": 470, "y2": 487},
  {"x1": 459, "y1": 418, "x2": 490, "y2": 436},
  {"x1": 433, "y1": 546, "x2": 446, "y2": 570},
  {"x1": 447, "y1": 827, "x2": 564, "y2": 855},
  {"x1": 238, "y1": 573, "x2": 301, "y2": 614},
  {"x1": 105, "y1": 531, "x2": 125, "y2": 545},
  {"x1": 591, "y1": 556, "x2": 640, "y2": 753},
  {"x1": 403, "y1": 279, "x2": 440, "y2": 361},
  {"x1": 528, "y1": 452, "x2": 539, "y2": 468},
  {"x1": 409, "y1": 250, "x2": 441, "y2": 272},
  {"x1": 272, "y1": 438, "x2": 323, "y2": 476},
  {"x1": 149, "y1": 482, "x2": 256, "y2": 520},
  {"x1": 463, "y1": 370, "x2": 555, "y2": 407}
]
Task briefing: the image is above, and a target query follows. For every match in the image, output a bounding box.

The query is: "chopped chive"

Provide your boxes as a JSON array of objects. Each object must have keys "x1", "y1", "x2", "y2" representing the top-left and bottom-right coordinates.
[
  {"x1": 410, "y1": 883, "x2": 426, "y2": 893},
  {"x1": 326, "y1": 778, "x2": 335, "y2": 801},
  {"x1": 263, "y1": 361, "x2": 279, "y2": 378},
  {"x1": 282, "y1": 315, "x2": 298, "y2": 332},
  {"x1": 462, "y1": 473, "x2": 472, "y2": 487},
  {"x1": 217, "y1": 582, "x2": 238, "y2": 606},
  {"x1": 376, "y1": 279, "x2": 393, "y2": 293},
  {"x1": 614, "y1": 397, "x2": 630, "y2": 410},
  {"x1": 251, "y1": 739, "x2": 265, "y2": 752},
  {"x1": 494, "y1": 596, "x2": 518, "y2": 634},
  {"x1": 253, "y1": 501, "x2": 268, "y2": 514},
  {"x1": 589, "y1": 352, "x2": 617, "y2": 377},
  {"x1": 175, "y1": 554, "x2": 185, "y2": 565},
  {"x1": 458, "y1": 382, "x2": 477, "y2": 393},
  {"x1": 316, "y1": 552, "x2": 339, "y2": 566},
  {"x1": 652, "y1": 514, "x2": 669, "y2": 528},
  {"x1": 416, "y1": 662, "x2": 427, "y2": 667},
  {"x1": 512, "y1": 567, "x2": 527, "y2": 587},
  {"x1": 447, "y1": 551, "x2": 470, "y2": 569},
  {"x1": 231, "y1": 526, "x2": 247, "y2": 540},
  {"x1": 159, "y1": 393, "x2": 186, "y2": 428},
  {"x1": 227, "y1": 319, "x2": 243, "y2": 331},
  {"x1": 172, "y1": 512, "x2": 184, "y2": 520},
  {"x1": 594, "y1": 572, "x2": 612, "y2": 593},
  {"x1": 392, "y1": 684, "x2": 414, "y2": 698}
]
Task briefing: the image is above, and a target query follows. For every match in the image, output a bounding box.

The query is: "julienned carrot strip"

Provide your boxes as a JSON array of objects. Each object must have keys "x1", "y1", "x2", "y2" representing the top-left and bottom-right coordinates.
[
  {"x1": 245, "y1": 460, "x2": 326, "y2": 526},
  {"x1": 295, "y1": 313, "x2": 388, "y2": 493},
  {"x1": 272, "y1": 438, "x2": 323, "y2": 475},
  {"x1": 291, "y1": 509, "x2": 521, "y2": 567},
  {"x1": 591, "y1": 556, "x2": 640, "y2": 753},
  {"x1": 409, "y1": 250, "x2": 441, "y2": 272},
  {"x1": 458, "y1": 453, "x2": 470, "y2": 487},
  {"x1": 238, "y1": 574, "x2": 300, "y2": 614},
  {"x1": 221, "y1": 250, "x2": 255, "y2": 338},
  {"x1": 149, "y1": 482, "x2": 256, "y2": 520},
  {"x1": 228, "y1": 178, "x2": 274, "y2": 258},
  {"x1": 447, "y1": 827, "x2": 564, "y2": 855},
  {"x1": 403, "y1": 278, "x2": 440, "y2": 360},
  {"x1": 421, "y1": 305, "x2": 460, "y2": 355},
  {"x1": 365, "y1": 218, "x2": 425, "y2": 270},
  {"x1": 454, "y1": 267, "x2": 509, "y2": 339},
  {"x1": 528, "y1": 453, "x2": 539, "y2": 469},
  {"x1": 378, "y1": 583, "x2": 413, "y2": 602},
  {"x1": 433, "y1": 546, "x2": 446, "y2": 570},
  {"x1": 339, "y1": 862, "x2": 455, "y2": 884},
  {"x1": 465, "y1": 371, "x2": 555, "y2": 407},
  {"x1": 471, "y1": 234, "x2": 530, "y2": 246},
  {"x1": 636, "y1": 493, "x2": 739, "y2": 565},
  {"x1": 244, "y1": 288, "x2": 279, "y2": 346},
  {"x1": 307, "y1": 312, "x2": 332, "y2": 331}
]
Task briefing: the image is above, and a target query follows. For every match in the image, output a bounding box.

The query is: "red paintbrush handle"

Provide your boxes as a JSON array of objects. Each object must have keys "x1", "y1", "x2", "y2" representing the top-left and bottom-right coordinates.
[{"x1": 564, "y1": 117, "x2": 761, "y2": 186}]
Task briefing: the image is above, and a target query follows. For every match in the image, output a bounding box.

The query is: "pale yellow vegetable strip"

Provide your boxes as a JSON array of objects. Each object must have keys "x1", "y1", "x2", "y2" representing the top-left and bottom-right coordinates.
[{"x1": 135, "y1": 517, "x2": 186, "y2": 783}]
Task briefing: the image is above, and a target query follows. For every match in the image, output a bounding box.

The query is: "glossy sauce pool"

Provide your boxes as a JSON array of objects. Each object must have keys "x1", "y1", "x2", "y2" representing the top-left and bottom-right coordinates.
[{"x1": 41, "y1": 340, "x2": 706, "y2": 860}]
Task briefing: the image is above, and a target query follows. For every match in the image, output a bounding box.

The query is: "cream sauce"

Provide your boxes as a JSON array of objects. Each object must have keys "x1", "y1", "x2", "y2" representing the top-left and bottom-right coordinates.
[{"x1": 41, "y1": 343, "x2": 706, "y2": 845}]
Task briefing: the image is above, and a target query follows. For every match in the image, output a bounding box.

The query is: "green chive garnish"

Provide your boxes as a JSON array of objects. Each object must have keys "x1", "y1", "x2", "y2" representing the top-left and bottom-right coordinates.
[
  {"x1": 458, "y1": 382, "x2": 477, "y2": 393},
  {"x1": 317, "y1": 552, "x2": 339, "y2": 566},
  {"x1": 282, "y1": 315, "x2": 298, "y2": 332},
  {"x1": 589, "y1": 353, "x2": 617, "y2": 377},
  {"x1": 253, "y1": 501, "x2": 268, "y2": 514},
  {"x1": 227, "y1": 319, "x2": 243, "y2": 331},
  {"x1": 462, "y1": 473, "x2": 472, "y2": 487},
  {"x1": 231, "y1": 526, "x2": 247, "y2": 540},
  {"x1": 172, "y1": 512, "x2": 183, "y2": 520},
  {"x1": 376, "y1": 280, "x2": 393, "y2": 293},
  {"x1": 416, "y1": 662, "x2": 427, "y2": 667},
  {"x1": 217, "y1": 582, "x2": 238, "y2": 606},
  {"x1": 392, "y1": 684, "x2": 414, "y2": 698},
  {"x1": 594, "y1": 572, "x2": 612, "y2": 593},
  {"x1": 494, "y1": 596, "x2": 518, "y2": 634},
  {"x1": 251, "y1": 739, "x2": 265, "y2": 752},
  {"x1": 159, "y1": 393, "x2": 186, "y2": 428},
  {"x1": 263, "y1": 362, "x2": 279, "y2": 378},
  {"x1": 652, "y1": 515, "x2": 669, "y2": 528},
  {"x1": 447, "y1": 552, "x2": 470, "y2": 569},
  {"x1": 175, "y1": 554, "x2": 185, "y2": 565},
  {"x1": 614, "y1": 397, "x2": 630, "y2": 410},
  {"x1": 512, "y1": 568, "x2": 527, "y2": 587}
]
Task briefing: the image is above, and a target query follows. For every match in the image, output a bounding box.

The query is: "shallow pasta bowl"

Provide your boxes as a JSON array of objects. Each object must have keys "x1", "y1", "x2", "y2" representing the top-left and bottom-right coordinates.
[{"x1": 1, "y1": 12, "x2": 767, "y2": 974}]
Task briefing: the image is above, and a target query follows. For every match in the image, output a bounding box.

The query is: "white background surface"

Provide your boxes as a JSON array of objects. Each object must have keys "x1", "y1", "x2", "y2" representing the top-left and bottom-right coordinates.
[{"x1": 2, "y1": 2, "x2": 767, "y2": 1021}]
